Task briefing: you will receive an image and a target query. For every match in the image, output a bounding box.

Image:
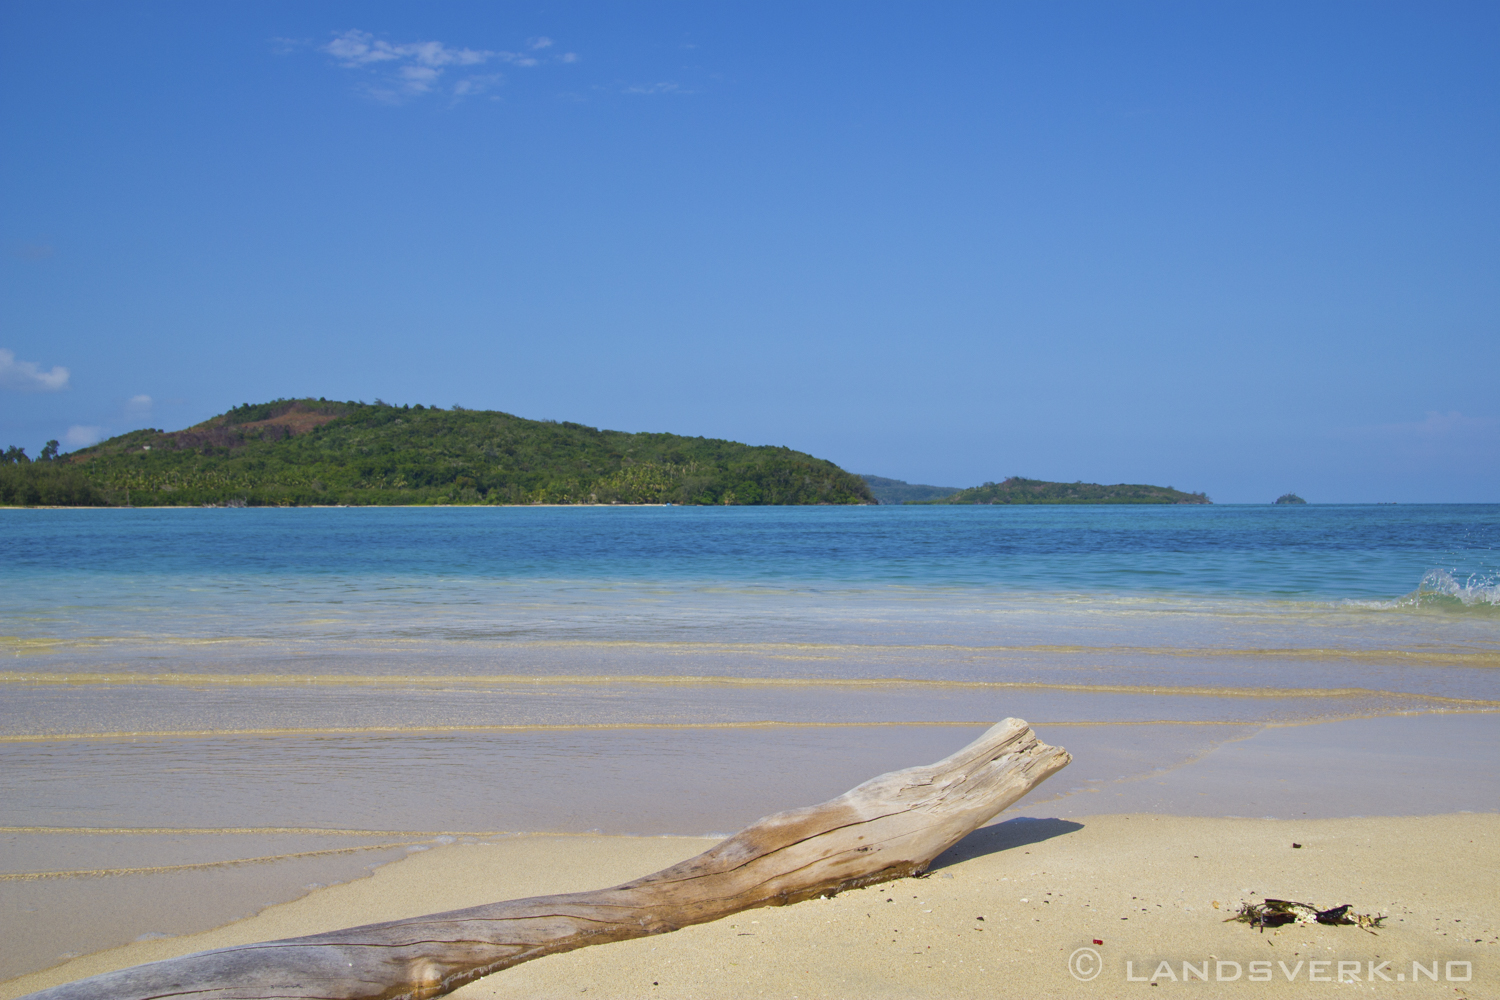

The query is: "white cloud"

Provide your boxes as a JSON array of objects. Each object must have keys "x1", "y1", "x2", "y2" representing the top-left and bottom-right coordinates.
[
  {"x1": 453, "y1": 75, "x2": 504, "y2": 98},
  {"x1": 64, "y1": 425, "x2": 103, "y2": 448},
  {"x1": 325, "y1": 31, "x2": 493, "y2": 69},
  {"x1": 623, "y1": 82, "x2": 686, "y2": 95},
  {"x1": 319, "y1": 29, "x2": 575, "y2": 101},
  {"x1": 399, "y1": 65, "x2": 442, "y2": 94},
  {"x1": 0, "y1": 349, "x2": 69, "y2": 391},
  {"x1": 126, "y1": 394, "x2": 153, "y2": 417}
]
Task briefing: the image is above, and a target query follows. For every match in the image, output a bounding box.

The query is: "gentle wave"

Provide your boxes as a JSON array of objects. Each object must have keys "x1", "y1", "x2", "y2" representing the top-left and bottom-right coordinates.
[
  {"x1": 0, "y1": 826, "x2": 503, "y2": 836},
  {"x1": 0, "y1": 720, "x2": 994, "y2": 742},
  {"x1": 6, "y1": 670, "x2": 1500, "y2": 694},
  {"x1": 5, "y1": 712, "x2": 1495, "y2": 743},
  {"x1": 5, "y1": 638, "x2": 1499, "y2": 673},
  {"x1": 0, "y1": 842, "x2": 424, "y2": 882},
  {"x1": 1346, "y1": 568, "x2": 1500, "y2": 615}
]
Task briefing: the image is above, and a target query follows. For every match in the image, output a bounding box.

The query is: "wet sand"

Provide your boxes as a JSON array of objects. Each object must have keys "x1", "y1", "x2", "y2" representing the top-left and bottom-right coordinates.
[
  {"x1": 3, "y1": 712, "x2": 1496, "y2": 985},
  {"x1": 5, "y1": 813, "x2": 1495, "y2": 999}
]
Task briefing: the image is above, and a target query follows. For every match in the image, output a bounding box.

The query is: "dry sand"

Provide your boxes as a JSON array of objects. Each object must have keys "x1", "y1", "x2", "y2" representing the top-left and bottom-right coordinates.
[{"x1": 4, "y1": 813, "x2": 1496, "y2": 999}]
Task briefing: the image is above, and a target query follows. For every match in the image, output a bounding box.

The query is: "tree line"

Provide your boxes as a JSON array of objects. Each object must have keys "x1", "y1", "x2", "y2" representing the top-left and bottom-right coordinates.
[{"x1": 1, "y1": 440, "x2": 114, "y2": 506}]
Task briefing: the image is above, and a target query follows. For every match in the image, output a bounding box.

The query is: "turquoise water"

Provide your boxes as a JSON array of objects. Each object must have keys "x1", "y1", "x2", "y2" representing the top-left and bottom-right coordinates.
[
  {"x1": 3, "y1": 504, "x2": 1497, "y2": 658},
  {"x1": 4, "y1": 501, "x2": 1497, "y2": 740},
  {"x1": 1, "y1": 504, "x2": 1497, "y2": 980},
  {"x1": 6, "y1": 502, "x2": 1499, "y2": 598}
]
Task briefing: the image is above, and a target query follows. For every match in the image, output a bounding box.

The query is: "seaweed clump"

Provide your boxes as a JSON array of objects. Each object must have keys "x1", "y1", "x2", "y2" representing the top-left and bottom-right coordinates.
[{"x1": 1232, "y1": 899, "x2": 1385, "y2": 932}]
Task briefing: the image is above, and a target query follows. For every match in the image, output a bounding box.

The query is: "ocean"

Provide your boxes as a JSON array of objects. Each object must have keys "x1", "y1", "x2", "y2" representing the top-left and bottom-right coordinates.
[{"x1": 2, "y1": 504, "x2": 1497, "y2": 979}]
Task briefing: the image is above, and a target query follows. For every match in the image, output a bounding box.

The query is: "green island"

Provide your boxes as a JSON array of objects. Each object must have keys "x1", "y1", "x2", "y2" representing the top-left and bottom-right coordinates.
[
  {"x1": 910, "y1": 476, "x2": 1210, "y2": 505},
  {"x1": 0, "y1": 399, "x2": 875, "y2": 507}
]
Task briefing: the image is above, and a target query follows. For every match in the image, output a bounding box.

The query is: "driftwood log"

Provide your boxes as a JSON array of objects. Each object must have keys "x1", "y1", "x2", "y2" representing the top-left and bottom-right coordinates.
[{"x1": 25, "y1": 718, "x2": 1069, "y2": 1000}]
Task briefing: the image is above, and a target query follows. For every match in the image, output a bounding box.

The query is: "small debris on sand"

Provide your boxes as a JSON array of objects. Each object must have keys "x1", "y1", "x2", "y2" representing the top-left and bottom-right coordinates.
[{"x1": 1231, "y1": 898, "x2": 1385, "y2": 932}]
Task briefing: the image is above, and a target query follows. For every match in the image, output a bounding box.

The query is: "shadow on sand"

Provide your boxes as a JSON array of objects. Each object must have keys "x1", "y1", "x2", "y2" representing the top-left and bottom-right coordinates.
[{"x1": 929, "y1": 816, "x2": 1084, "y2": 871}]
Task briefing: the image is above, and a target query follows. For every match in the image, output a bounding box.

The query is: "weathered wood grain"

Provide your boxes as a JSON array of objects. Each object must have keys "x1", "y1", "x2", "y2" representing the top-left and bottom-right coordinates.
[{"x1": 23, "y1": 718, "x2": 1069, "y2": 1000}]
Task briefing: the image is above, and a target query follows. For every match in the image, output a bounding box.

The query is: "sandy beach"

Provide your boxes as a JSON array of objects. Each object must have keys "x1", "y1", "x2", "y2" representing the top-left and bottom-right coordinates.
[{"x1": 5, "y1": 812, "x2": 1495, "y2": 999}]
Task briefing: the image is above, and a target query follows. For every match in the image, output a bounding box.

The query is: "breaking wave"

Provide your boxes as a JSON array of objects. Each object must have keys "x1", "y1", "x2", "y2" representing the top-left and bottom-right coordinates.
[{"x1": 1349, "y1": 569, "x2": 1500, "y2": 615}]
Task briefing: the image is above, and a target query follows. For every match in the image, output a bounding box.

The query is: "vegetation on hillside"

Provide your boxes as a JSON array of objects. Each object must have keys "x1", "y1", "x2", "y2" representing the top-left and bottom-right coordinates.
[
  {"x1": 1274, "y1": 493, "x2": 1307, "y2": 504},
  {"x1": 914, "y1": 476, "x2": 1210, "y2": 505},
  {"x1": 1, "y1": 442, "x2": 113, "y2": 506},
  {"x1": 9, "y1": 399, "x2": 874, "y2": 507},
  {"x1": 859, "y1": 475, "x2": 962, "y2": 504}
]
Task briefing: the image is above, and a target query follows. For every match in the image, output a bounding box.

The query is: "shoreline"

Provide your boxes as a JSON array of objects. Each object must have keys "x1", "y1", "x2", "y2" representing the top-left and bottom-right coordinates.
[
  {"x1": 5, "y1": 712, "x2": 1495, "y2": 986},
  {"x1": 5, "y1": 813, "x2": 1495, "y2": 999}
]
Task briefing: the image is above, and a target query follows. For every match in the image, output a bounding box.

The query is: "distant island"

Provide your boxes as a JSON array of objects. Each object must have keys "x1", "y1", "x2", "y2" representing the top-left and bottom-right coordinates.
[
  {"x1": 0, "y1": 399, "x2": 875, "y2": 507},
  {"x1": 911, "y1": 476, "x2": 1211, "y2": 505},
  {"x1": 858, "y1": 475, "x2": 962, "y2": 504},
  {"x1": 1274, "y1": 493, "x2": 1307, "y2": 504}
]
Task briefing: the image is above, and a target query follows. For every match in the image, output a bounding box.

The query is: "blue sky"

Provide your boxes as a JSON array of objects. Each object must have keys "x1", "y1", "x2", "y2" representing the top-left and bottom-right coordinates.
[{"x1": 2, "y1": 1, "x2": 1496, "y2": 502}]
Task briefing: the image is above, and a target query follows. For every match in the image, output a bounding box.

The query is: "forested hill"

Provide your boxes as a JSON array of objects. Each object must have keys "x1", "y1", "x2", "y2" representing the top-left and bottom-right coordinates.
[
  {"x1": 3, "y1": 399, "x2": 875, "y2": 507},
  {"x1": 859, "y1": 475, "x2": 962, "y2": 504},
  {"x1": 916, "y1": 477, "x2": 1210, "y2": 505}
]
